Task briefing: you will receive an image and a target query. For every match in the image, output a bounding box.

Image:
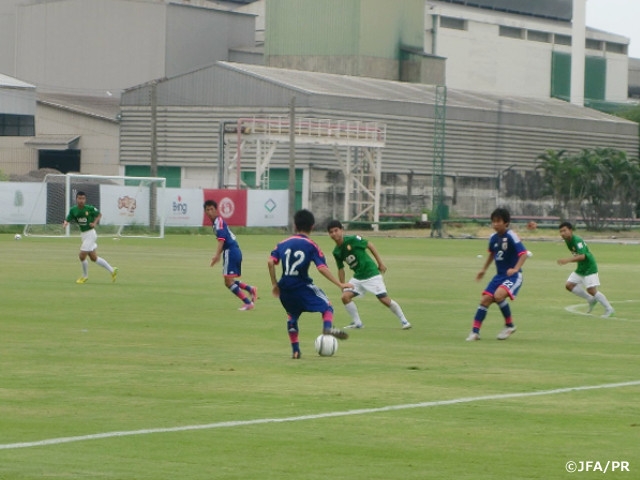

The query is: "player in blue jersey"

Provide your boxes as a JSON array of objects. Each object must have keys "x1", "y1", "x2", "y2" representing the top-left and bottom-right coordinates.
[
  {"x1": 466, "y1": 207, "x2": 528, "y2": 341},
  {"x1": 204, "y1": 200, "x2": 257, "y2": 310},
  {"x1": 268, "y1": 209, "x2": 351, "y2": 359}
]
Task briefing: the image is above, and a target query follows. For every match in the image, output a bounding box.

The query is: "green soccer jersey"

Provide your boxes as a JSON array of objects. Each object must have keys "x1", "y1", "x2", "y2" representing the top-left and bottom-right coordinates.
[
  {"x1": 332, "y1": 235, "x2": 380, "y2": 280},
  {"x1": 66, "y1": 205, "x2": 100, "y2": 232},
  {"x1": 564, "y1": 234, "x2": 598, "y2": 276}
]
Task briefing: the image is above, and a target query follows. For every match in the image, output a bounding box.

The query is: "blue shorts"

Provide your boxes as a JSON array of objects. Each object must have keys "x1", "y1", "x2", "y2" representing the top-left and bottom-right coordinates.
[
  {"x1": 222, "y1": 246, "x2": 242, "y2": 277},
  {"x1": 483, "y1": 272, "x2": 523, "y2": 300},
  {"x1": 279, "y1": 284, "x2": 334, "y2": 319}
]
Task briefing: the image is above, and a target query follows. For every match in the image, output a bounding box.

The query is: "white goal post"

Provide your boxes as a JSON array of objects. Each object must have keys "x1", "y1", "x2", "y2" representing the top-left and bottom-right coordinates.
[{"x1": 23, "y1": 173, "x2": 166, "y2": 238}]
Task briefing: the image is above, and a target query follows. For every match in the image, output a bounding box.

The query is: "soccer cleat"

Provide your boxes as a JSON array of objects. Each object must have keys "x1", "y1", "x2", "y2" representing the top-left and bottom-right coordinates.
[
  {"x1": 344, "y1": 322, "x2": 364, "y2": 329},
  {"x1": 111, "y1": 267, "x2": 118, "y2": 283},
  {"x1": 76, "y1": 277, "x2": 88, "y2": 284},
  {"x1": 497, "y1": 325, "x2": 517, "y2": 340},
  {"x1": 466, "y1": 332, "x2": 480, "y2": 341},
  {"x1": 601, "y1": 308, "x2": 615, "y2": 318},
  {"x1": 250, "y1": 286, "x2": 258, "y2": 303},
  {"x1": 401, "y1": 321, "x2": 412, "y2": 330},
  {"x1": 238, "y1": 303, "x2": 255, "y2": 311},
  {"x1": 292, "y1": 351, "x2": 301, "y2": 359},
  {"x1": 587, "y1": 298, "x2": 597, "y2": 313},
  {"x1": 324, "y1": 327, "x2": 349, "y2": 340}
]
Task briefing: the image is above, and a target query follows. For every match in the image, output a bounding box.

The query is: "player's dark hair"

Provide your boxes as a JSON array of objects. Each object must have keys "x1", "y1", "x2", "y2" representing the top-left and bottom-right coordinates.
[
  {"x1": 490, "y1": 207, "x2": 510, "y2": 225},
  {"x1": 203, "y1": 199, "x2": 217, "y2": 210},
  {"x1": 559, "y1": 221, "x2": 573, "y2": 230},
  {"x1": 294, "y1": 209, "x2": 315, "y2": 232},
  {"x1": 326, "y1": 219, "x2": 343, "y2": 231},
  {"x1": 76, "y1": 191, "x2": 86, "y2": 198}
]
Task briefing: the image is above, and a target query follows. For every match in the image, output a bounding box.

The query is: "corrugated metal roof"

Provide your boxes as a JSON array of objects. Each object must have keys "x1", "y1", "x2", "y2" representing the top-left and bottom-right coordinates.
[
  {"x1": 433, "y1": 0, "x2": 572, "y2": 22},
  {"x1": 216, "y1": 62, "x2": 635, "y2": 124},
  {"x1": 0, "y1": 73, "x2": 35, "y2": 89},
  {"x1": 37, "y1": 93, "x2": 120, "y2": 122}
]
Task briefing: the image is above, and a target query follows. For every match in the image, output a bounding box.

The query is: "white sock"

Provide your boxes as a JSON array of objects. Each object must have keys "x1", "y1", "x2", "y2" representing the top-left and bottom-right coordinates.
[
  {"x1": 81, "y1": 259, "x2": 89, "y2": 277},
  {"x1": 594, "y1": 291, "x2": 613, "y2": 310},
  {"x1": 571, "y1": 285, "x2": 593, "y2": 302},
  {"x1": 389, "y1": 300, "x2": 408, "y2": 324},
  {"x1": 96, "y1": 256, "x2": 114, "y2": 273},
  {"x1": 344, "y1": 302, "x2": 362, "y2": 324}
]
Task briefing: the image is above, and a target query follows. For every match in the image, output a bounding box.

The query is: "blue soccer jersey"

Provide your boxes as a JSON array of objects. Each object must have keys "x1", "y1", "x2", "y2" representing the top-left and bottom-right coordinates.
[
  {"x1": 269, "y1": 234, "x2": 329, "y2": 290},
  {"x1": 213, "y1": 216, "x2": 239, "y2": 252},
  {"x1": 488, "y1": 229, "x2": 527, "y2": 275}
]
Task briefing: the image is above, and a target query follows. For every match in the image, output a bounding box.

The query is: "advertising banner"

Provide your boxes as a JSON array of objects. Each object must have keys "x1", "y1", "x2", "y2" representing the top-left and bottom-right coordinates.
[
  {"x1": 99, "y1": 184, "x2": 151, "y2": 226},
  {"x1": 246, "y1": 190, "x2": 288, "y2": 227},
  {"x1": 164, "y1": 188, "x2": 205, "y2": 226},
  {"x1": 202, "y1": 189, "x2": 247, "y2": 226},
  {"x1": 0, "y1": 182, "x2": 45, "y2": 225}
]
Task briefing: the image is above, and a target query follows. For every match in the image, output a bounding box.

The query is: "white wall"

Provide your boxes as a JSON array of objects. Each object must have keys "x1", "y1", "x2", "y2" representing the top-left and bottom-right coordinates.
[
  {"x1": 426, "y1": 2, "x2": 630, "y2": 102},
  {"x1": 36, "y1": 103, "x2": 120, "y2": 176},
  {"x1": 16, "y1": 0, "x2": 167, "y2": 95}
]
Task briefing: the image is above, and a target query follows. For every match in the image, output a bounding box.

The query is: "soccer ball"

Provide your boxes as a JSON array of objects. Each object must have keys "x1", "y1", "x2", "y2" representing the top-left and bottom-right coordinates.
[
  {"x1": 314, "y1": 334, "x2": 338, "y2": 357},
  {"x1": 14, "y1": 234, "x2": 22, "y2": 240}
]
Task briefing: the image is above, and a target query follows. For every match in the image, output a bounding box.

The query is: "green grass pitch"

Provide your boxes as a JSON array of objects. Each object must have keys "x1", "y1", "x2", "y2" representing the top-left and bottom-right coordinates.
[{"x1": 1, "y1": 232, "x2": 638, "y2": 479}]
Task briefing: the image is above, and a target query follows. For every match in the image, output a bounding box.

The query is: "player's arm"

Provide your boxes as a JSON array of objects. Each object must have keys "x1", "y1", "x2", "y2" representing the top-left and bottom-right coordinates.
[
  {"x1": 338, "y1": 267, "x2": 346, "y2": 283},
  {"x1": 506, "y1": 250, "x2": 528, "y2": 276},
  {"x1": 367, "y1": 242, "x2": 387, "y2": 274},
  {"x1": 318, "y1": 265, "x2": 352, "y2": 290},
  {"x1": 267, "y1": 257, "x2": 280, "y2": 297},
  {"x1": 210, "y1": 239, "x2": 224, "y2": 266},
  {"x1": 476, "y1": 252, "x2": 494, "y2": 281},
  {"x1": 90, "y1": 212, "x2": 102, "y2": 229},
  {"x1": 557, "y1": 253, "x2": 586, "y2": 265}
]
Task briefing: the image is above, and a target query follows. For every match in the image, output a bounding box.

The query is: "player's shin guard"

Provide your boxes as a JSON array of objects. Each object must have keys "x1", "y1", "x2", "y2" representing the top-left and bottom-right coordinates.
[
  {"x1": 322, "y1": 311, "x2": 333, "y2": 331},
  {"x1": 389, "y1": 300, "x2": 408, "y2": 323},
  {"x1": 229, "y1": 283, "x2": 250, "y2": 304},
  {"x1": 472, "y1": 305, "x2": 488, "y2": 333},
  {"x1": 497, "y1": 300, "x2": 514, "y2": 327},
  {"x1": 287, "y1": 317, "x2": 299, "y2": 344}
]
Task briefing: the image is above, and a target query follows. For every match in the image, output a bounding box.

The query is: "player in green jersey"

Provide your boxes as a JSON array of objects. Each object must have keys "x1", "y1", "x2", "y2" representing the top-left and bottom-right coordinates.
[
  {"x1": 327, "y1": 220, "x2": 411, "y2": 330},
  {"x1": 557, "y1": 221, "x2": 613, "y2": 318},
  {"x1": 63, "y1": 191, "x2": 118, "y2": 284}
]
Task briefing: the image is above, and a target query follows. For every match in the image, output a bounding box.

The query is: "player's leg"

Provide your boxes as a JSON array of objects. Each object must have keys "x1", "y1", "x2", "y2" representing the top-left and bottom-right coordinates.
[
  {"x1": 341, "y1": 287, "x2": 363, "y2": 328},
  {"x1": 366, "y1": 275, "x2": 411, "y2": 329},
  {"x1": 494, "y1": 272, "x2": 522, "y2": 340},
  {"x1": 287, "y1": 314, "x2": 301, "y2": 359},
  {"x1": 467, "y1": 277, "x2": 500, "y2": 341},
  {"x1": 223, "y1": 250, "x2": 253, "y2": 309},
  {"x1": 77, "y1": 250, "x2": 89, "y2": 283},
  {"x1": 566, "y1": 273, "x2": 595, "y2": 309},
  {"x1": 585, "y1": 274, "x2": 614, "y2": 317},
  {"x1": 302, "y1": 284, "x2": 348, "y2": 340}
]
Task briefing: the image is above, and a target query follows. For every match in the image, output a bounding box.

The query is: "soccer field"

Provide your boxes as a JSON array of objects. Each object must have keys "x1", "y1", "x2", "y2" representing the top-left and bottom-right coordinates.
[{"x1": 1, "y1": 232, "x2": 638, "y2": 479}]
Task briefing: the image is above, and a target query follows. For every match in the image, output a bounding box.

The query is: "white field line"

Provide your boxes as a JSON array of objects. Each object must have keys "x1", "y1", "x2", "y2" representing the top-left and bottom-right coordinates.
[
  {"x1": 565, "y1": 299, "x2": 640, "y2": 322},
  {"x1": 1, "y1": 380, "x2": 639, "y2": 451}
]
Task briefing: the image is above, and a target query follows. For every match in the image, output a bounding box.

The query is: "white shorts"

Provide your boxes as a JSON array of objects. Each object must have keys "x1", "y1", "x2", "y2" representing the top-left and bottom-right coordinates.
[
  {"x1": 567, "y1": 271, "x2": 600, "y2": 289},
  {"x1": 80, "y1": 229, "x2": 98, "y2": 252},
  {"x1": 344, "y1": 274, "x2": 388, "y2": 298}
]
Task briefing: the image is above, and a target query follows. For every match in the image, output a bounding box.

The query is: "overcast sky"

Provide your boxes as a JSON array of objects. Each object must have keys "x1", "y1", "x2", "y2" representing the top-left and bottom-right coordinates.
[{"x1": 586, "y1": 0, "x2": 640, "y2": 58}]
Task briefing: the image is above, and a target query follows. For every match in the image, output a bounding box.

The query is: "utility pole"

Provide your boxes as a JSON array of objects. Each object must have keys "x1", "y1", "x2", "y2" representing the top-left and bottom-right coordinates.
[
  {"x1": 149, "y1": 80, "x2": 158, "y2": 229},
  {"x1": 288, "y1": 96, "x2": 296, "y2": 232}
]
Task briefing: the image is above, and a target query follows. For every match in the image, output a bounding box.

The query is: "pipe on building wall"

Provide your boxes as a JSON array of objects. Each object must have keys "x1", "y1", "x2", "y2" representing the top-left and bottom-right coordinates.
[{"x1": 570, "y1": 0, "x2": 587, "y2": 106}]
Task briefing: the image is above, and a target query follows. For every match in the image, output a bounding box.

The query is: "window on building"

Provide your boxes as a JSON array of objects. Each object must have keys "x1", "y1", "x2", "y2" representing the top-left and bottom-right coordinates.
[
  {"x1": 554, "y1": 34, "x2": 572, "y2": 46},
  {"x1": 586, "y1": 39, "x2": 602, "y2": 51},
  {"x1": 439, "y1": 16, "x2": 466, "y2": 30},
  {"x1": 605, "y1": 42, "x2": 627, "y2": 54},
  {"x1": 527, "y1": 30, "x2": 551, "y2": 43},
  {"x1": 499, "y1": 26, "x2": 524, "y2": 39},
  {"x1": 0, "y1": 114, "x2": 35, "y2": 136}
]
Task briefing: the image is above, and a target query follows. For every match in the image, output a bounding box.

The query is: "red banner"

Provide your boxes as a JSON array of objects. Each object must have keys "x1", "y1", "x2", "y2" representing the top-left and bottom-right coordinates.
[{"x1": 202, "y1": 189, "x2": 247, "y2": 227}]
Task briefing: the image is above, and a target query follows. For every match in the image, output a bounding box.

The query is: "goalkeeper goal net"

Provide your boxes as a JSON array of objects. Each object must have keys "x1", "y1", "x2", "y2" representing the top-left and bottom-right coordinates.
[{"x1": 23, "y1": 173, "x2": 166, "y2": 238}]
